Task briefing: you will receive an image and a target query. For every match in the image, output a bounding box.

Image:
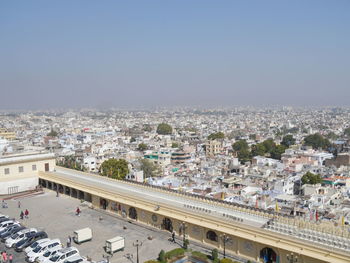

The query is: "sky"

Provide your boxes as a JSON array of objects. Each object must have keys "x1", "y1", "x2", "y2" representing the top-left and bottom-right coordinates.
[{"x1": 0, "y1": 1, "x2": 349, "y2": 110}]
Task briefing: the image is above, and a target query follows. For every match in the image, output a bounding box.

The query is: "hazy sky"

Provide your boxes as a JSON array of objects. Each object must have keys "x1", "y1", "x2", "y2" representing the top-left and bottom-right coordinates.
[{"x1": 1, "y1": 1, "x2": 349, "y2": 109}]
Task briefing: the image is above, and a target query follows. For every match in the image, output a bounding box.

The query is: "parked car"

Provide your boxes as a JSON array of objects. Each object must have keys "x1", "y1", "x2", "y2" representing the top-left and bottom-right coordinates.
[
  {"x1": 0, "y1": 222, "x2": 21, "y2": 235},
  {"x1": 0, "y1": 220, "x2": 19, "y2": 232},
  {"x1": 37, "y1": 246, "x2": 64, "y2": 263},
  {"x1": 5, "y1": 228, "x2": 37, "y2": 248},
  {"x1": 63, "y1": 255, "x2": 88, "y2": 263},
  {"x1": 24, "y1": 238, "x2": 50, "y2": 254},
  {"x1": 45, "y1": 247, "x2": 79, "y2": 263},
  {"x1": 0, "y1": 225, "x2": 25, "y2": 241},
  {"x1": 15, "y1": 231, "x2": 48, "y2": 252},
  {"x1": 0, "y1": 217, "x2": 11, "y2": 223},
  {"x1": 27, "y1": 239, "x2": 61, "y2": 263}
]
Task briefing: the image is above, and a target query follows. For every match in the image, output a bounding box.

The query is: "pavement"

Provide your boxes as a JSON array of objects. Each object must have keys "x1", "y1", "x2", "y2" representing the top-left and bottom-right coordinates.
[{"x1": 0, "y1": 190, "x2": 247, "y2": 263}]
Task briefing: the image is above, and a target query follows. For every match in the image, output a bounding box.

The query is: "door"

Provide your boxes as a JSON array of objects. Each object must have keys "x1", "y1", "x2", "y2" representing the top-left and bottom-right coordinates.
[{"x1": 45, "y1": 163, "x2": 49, "y2": 172}]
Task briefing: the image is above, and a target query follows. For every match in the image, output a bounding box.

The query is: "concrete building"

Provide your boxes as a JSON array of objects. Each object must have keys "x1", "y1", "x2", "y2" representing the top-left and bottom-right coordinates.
[
  {"x1": 205, "y1": 140, "x2": 223, "y2": 157},
  {"x1": 0, "y1": 151, "x2": 55, "y2": 195}
]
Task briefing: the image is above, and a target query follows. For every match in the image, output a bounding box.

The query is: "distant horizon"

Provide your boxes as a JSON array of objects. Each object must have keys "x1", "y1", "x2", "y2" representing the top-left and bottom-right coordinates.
[{"x1": 1, "y1": 1, "x2": 349, "y2": 109}]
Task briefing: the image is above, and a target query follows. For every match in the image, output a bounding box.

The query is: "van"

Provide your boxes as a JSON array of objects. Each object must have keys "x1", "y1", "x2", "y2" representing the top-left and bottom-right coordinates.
[
  {"x1": 24, "y1": 238, "x2": 50, "y2": 254},
  {"x1": 5, "y1": 228, "x2": 37, "y2": 248},
  {"x1": 73, "y1": 228, "x2": 92, "y2": 244},
  {"x1": 15, "y1": 231, "x2": 48, "y2": 252},
  {"x1": 27, "y1": 239, "x2": 61, "y2": 263},
  {"x1": 46, "y1": 247, "x2": 79, "y2": 263}
]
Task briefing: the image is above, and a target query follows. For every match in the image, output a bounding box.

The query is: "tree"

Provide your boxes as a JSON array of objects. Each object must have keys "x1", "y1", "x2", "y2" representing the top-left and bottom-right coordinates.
[
  {"x1": 344, "y1": 127, "x2": 350, "y2": 137},
  {"x1": 326, "y1": 131, "x2": 338, "y2": 140},
  {"x1": 251, "y1": 143, "x2": 266, "y2": 157},
  {"x1": 158, "y1": 250, "x2": 166, "y2": 263},
  {"x1": 100, "y1": 159, "x2": 129, "y2": 180},
  {"x1": 140, "y1": 159, "x2": 162, "y2": 178},
  {"x1": 281, "y1": 135, "x2": 296, "y2": 147},
  {"x1": 137, "y1": 143, "x2": 148, "y2": 151},
  {"x1": 171, "y1": 142, "x2": 179, "y2": 148},
  {"x1": 156, "y1": 123, "x2": 173, "y2": 135},
  {"x1": 249, "y1": 134, "x2": 257, "y2": 140},
  {"x1": 270, "y1": 145, "x2": 287, "y2": 160},
  {"x1": 47, "y1": 129, "x2": 58, "y2": 137},
  {"x1": 143, "y1": 124, "x2": 152, "y2": 132},
  {"x1": 208, "y1": 132, "x2": 225, "y2": 140},
  {"x1": 232, "y1": 140, "x2": 249, "y2": 152},
  {"x1": 262, "y1": 139, "x2": 276, "y2": 153},
  {"x1": 301, "y1": 171, "x2": 322, "y2": 185},
  {"x1": 303, "y1": 133, "x2": 331, "y2": 150}
]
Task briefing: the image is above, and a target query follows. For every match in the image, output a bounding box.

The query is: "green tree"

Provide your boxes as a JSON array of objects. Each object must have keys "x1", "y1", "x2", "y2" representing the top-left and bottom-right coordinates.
[
  {"x1": 158, "y1": 250, "x2": 166, "y2": 263},
  {"x1": 301, "y1": 171, "x2": 322, "y2": 185},
  {"x1": 326, "y1": 131, "x2": 338, "y2": 140},
  {"x1": 270, "y1": 145, "x2": 287, "y2": 160},
  {"x1": 143, "y1": 124, "x2": 152, "y2": 132},
  {"x1": 140, "y1": 159, "x2": 162, "y2": 178},
  {"x1": 251, "y1": 143, "x2": 266, "y2": 157},
  {"x1": 232, "y1": 140, "x2": 249, "y2": 152},
  {"x1": 208, "y1": 132, "x2": 225, "y2": 140},
  {"x1": 137, "y1": 143, "x2": 148, "y2": 151},
  {"x1": 249, "y1": 134, "x2": 257, "y2": 140},
  {"x1": 262, "y1": 139, "x2": 276, "y2": 153},
  {"x1": 47, "y1": 129, "x2": 58, "y2": 137},
  {"x1": 303, "y1": 133, "x2": 331, "y2": 150},
  {"x1": 171, "y1": 142, "x2": 179, "y2": 148},
  {"x1": 156, "y1": 123, "x2": 173, "y2": 135},
  {"x1": 211, "y1": 249, "x2": 218, "y2": 261},
  {"x1": 281, "y1": 135, "x2": 296, "y2": 147},
  {"x1": 100, "y1": 159, "x2": 129, "y2": 179},
  {"x1": 344, "y1": 127, "x2": 350, "y2": 137}
]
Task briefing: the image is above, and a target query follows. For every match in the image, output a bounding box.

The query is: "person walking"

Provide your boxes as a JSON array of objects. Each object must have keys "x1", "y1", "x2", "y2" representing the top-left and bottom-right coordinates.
[
  {"x1": 66, "y1": 236, "x2": 71, "y2": 247},
  {"x1": 172, "y1": 231, "x2": 176, "y2": 243},
  {"x1": 17, "y1": 200, "x2": 21, "y2": 208},
  {"x1": 24, "y1": 209, "x2": 29, "y2": 219},
  {"x1": 20, "y1": 211, "x2": 24, "y2": 220},
  {"x1": 76, "y1": 207, "x2": 81, "y2": 216},
  {"x1": 8, "y1": 254, "x2": 12, "y2": 263},
  {"x1": 2, "y1": 251, "x2": 7, "y2": 263},
  {"x1": 0, "y1": 252, "x2": 3, "y2": 263}
]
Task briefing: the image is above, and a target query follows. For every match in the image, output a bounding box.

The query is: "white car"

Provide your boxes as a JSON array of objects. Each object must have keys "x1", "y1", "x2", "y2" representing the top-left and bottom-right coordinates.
[
  {"x1": 5, "y1": 228, "x2": 37, "y2": 248},
  {"x1": 0, "y1": 220, "x2": 19, "y2": 232},
  {"x1": 36, "y1": 245, "x2": 64, "y2": 263},
  {"x1": 25, "y1": 238, "x2": 50, "y2": 254},
  {"x1": 27, "y1": 239, "x2": 61, "y2": 263},
  {"x1": 63, "y1": 255, "x2": 88, "y2": 263},
  {"x1": 45, "y1": 247, "x2": 79, "y2": 263}
]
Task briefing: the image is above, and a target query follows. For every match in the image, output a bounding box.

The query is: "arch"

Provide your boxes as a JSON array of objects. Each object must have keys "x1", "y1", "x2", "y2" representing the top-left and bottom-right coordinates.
[
  {"x1": 58, "y1": 185, "x2": 64, "y2": 194},
  {"x1": 162, "y1": 218, "x2": 173, "y2": 232},
  {"x1": 100, "y1": 198, "x2": 108, "y2": 210},
  {"x1": 206, "y1": 230, "x2": 218, "y2": 242},
  {"x1": 71, "y1": 189, "x2": 78, "y2": 198},
  {"x1": 128, "y1": 207, "x2": 138, "y2": 220},
  {"x1": 260, "y1": 247, "x2": 277, "y2": 263},
  {"x1": 78, "y1": 191, "x2": 85, "y2": 200}
]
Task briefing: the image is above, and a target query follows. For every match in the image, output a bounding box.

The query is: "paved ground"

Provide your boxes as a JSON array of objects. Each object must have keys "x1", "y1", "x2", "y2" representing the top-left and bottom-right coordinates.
[
  {"x1": 0, "y1": 190, "x2": 246, "y2": 263},
  {"x1": 0, "y1": 190, "x2": 181, "y2": 263}
]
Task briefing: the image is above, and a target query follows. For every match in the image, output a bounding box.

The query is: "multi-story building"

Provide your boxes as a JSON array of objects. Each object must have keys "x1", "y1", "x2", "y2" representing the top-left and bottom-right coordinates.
[{"x1": 205, "y1": 140, "x2": 223, "y2": 157}]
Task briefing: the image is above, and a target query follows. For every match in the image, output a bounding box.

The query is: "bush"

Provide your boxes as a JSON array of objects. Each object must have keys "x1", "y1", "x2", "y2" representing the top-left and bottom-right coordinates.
[
  {"x1": 144, "y1": 261, "x2": 159, "y2": 263},
  {"x1": 220, "y1": 259, "x2": 234, "y2": 263},
  {"x1": 165, "y1": 248, "x2": 185, "y2": 260},
  {"x1": 191, "y1": 251, "x2": 209, "y2": 262},
  {"x1": 158, "y1": 250, "x2": 166, "y2": 263},
  {"x1": 211, "y1": 249, "x2": 219, "y2": 261}
]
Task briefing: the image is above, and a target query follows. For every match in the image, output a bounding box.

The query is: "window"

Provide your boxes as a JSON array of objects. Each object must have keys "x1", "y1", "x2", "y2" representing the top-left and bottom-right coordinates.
[
  {"x1": 32, "y1": 164, "x2": 37, "y2": 171},
  {"x1": 4, "y1": 168, "x2": 10, "y2": 175},
  {"x1": 19, "y1": 166, "x2": 24, "y2": 173}
]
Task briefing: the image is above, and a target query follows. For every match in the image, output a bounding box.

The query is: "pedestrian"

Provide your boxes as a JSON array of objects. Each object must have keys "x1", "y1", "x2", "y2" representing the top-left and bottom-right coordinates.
[
  {"x1": 67, "y1": 236, "x2": 71, "y2": 247},
  {"x1": 76, "y1": 207, "x2": 81, "y2": 216},
  {"x1": 172, "y1": 231, "x2": 175, "y2": 242},
  {"x1": 17, "y1": 200, "x2": 21, "y2": 208},
  {"x1": 20, "y1": 211, "x2": 24, "y2": 220},
  {"x1": 2, "y1": 251, "x2": 7, "y2": 263},
  {"x1": 8, "y1": 254, "x2": 12, "y2": 263},
  {"x1": 24, "y1": 209, "x2": 29, "y2": 219},
  {"x1": 0, "y1": 252, "x2": 3, "y2": 263},
  {"x1": 56, "y1": 189, "x2": 59, "y2": 197}
]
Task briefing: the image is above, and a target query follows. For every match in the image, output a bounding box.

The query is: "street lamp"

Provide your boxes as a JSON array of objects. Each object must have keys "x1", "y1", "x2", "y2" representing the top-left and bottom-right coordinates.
[
  {"x1": 221, "y1": 234, "x2": 230, "y2": 258},
  {"x1": 133, "y1": 240, "x2": 143, "y2": 263},
  {"x1": 286, "y1": 253, "x2": 298, "y2": 263}
]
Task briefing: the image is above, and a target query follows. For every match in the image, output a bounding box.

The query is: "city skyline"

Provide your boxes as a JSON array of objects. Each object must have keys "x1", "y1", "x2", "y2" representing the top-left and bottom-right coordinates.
[{"x1": 1, "y1": 1, "x2": 349, "y2": 110}]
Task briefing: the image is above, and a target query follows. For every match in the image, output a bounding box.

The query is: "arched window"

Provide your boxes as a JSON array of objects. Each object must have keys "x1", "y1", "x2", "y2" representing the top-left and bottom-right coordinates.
[
  {"x1": 206, "y1": 230, "x2": 218, "y2": 242},
  {"x1": 260, "y1": 247, "x2": 277, "y2": 263},
  {"x1": 129, "y1": 207, "x2": 138, "y2": 220}
]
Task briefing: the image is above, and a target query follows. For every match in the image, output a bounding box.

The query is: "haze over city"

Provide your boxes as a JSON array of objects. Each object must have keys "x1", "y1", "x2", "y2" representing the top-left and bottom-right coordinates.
[{"x1": 1, "y1": 1, "x2": 350, "y2": 109}]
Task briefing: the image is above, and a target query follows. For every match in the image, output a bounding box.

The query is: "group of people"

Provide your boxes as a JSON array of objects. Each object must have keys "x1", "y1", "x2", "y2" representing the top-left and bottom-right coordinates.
[
  {"x1": 19, "y1": 209, "x2": 29, "y2": 220},
  {"x1": 0, "y1": 251, "x2": 13, "y2": 263}
]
